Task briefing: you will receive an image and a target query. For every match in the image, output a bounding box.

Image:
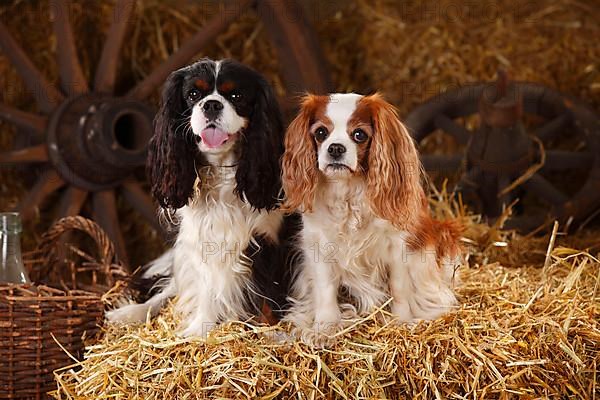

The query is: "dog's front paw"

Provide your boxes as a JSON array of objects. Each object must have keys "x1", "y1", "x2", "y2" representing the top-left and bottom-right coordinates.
[
  {"x1": 300, "y1": 308, "x2": 342, "y2": 348},
  {"x1": 296, "y1": 319, "x2": 341, "y2": 348},
  {"x1": 178, "y1": 319, "x2": 218, "y2": 338},
  {"x1": 105, "y1": 303, "x2": 151, "y2": 324},
  {"x1": 391, "y1": 299, "x2": 414, "y2": 322}
]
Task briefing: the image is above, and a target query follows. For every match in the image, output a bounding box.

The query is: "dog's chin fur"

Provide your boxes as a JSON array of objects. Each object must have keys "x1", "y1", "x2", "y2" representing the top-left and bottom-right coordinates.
[{"x1": 321, "y1": 163, "x2": 353, "y2": 177}]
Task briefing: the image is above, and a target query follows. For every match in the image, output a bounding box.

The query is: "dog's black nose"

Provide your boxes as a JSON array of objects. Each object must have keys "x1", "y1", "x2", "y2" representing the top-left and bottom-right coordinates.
[
  {"x1": 328, "y1": 143, "x2": 346, "y2": 160},
  {"x1": 203, "y1": 100, "x2": 223, "y2": 119},
  {"x1": 203, "y1": 100, "x2": 223, "y2": 112}
]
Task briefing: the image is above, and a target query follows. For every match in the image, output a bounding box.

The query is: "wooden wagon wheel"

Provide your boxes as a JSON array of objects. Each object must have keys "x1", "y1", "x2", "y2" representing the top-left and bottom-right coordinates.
[
  {"x1": 0, "y1": 0, "x2": 332, "y2": 264},
  {"x1": 405, "y1": 71, "x2": 600, "y2": 232}
]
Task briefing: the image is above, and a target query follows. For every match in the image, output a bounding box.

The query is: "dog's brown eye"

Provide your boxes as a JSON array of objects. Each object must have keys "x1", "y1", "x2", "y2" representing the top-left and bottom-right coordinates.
[
  {"x1": 188, "y1": 89, "x2": 201, "y2": 102},
  {"x1": 230, "y1": 92, "x2": 242, "y2": 101},
  {"x1": 352, "y1": 129, "x2": 368, "y2": 143},
  {"x1": 314, "y1": 127, "x2": 329, "y2": 142}
]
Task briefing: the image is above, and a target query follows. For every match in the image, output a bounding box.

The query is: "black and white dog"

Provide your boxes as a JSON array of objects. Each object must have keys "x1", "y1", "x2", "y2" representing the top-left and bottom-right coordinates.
[{"x1": 107, "y1": 59, "x2": 297, "y2": 337}]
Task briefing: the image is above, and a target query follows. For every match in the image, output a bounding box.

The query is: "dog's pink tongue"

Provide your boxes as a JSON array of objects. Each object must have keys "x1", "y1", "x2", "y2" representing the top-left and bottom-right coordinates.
[{"x1": 200, "y1": 127, "x2": 229, "y2": 148}]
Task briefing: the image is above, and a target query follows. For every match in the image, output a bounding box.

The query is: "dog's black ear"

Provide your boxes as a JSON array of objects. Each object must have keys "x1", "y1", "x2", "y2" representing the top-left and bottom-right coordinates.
[
  {"x1": 235, "y1": 77, "x2": 284, "y2": 210},
  {"x1": 147, "y1": 70, "x2": 198, "y2": 209}
]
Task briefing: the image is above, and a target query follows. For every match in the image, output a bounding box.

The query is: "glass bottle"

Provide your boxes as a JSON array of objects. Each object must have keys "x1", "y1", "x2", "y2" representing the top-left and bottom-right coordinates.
[{"x1": 0, "y1": 212, "x2": 30, "y2": 284}]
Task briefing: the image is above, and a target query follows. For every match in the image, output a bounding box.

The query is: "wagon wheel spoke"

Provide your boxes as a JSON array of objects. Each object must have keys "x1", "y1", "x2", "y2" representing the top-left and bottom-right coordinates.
[
  {"x1": 54, "y1": 186, "x2": 88, "y2": 263},
  {"x1": 522, "y1": 173, "x2": 569, "y2": 207},
  {"x1": 127, "y1": 0, "x2": 253, "y2": 100},
  {"x1": 542, "y1": 150, "x2": 594, "y2": 171},
  {"x1": 120, "y1": 179, "x2": 164, "y2": 235},
  {"x1": 534, "y1": 114, "x2": 570, "y2": 143},
  {"x1": 0, "y1": 144, "x2": 48, "y2": 164},
  {"x1": 92, "y1": 190, "x2": 128, "y2": 265},
  {"x1": 0, "y1": 104, "x2": 46, "y2": 136},
  {"x1": 50, "y1": 0, "x2": 88, "y2": 95},
  {"x1": 434, "y1": 114, "x2": 471, "y2": 145},
  {"x1": 0, "y1": 22, "x2": 64, "y2": 113},
  {"x1": 420, "y1": 154, "x2": 463, "y2": 172},
  {"x1": 57, "y1": 186, "x2": 88, "y2": 218},
  {"x1": 17, "y1": 169, "x2": 65, "y2": 221},
  {"x1": 257, "y1": 0, "x2": 332, "y2": 94},
  {"x1": 93, "y1": 0, "x2": 136, "y2": 93}
]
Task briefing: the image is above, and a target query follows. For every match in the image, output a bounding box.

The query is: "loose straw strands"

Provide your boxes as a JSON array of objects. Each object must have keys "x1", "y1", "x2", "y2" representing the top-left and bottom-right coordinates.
[{"x1": 53, "y1": 191, "x2": 600, "y2": 399}]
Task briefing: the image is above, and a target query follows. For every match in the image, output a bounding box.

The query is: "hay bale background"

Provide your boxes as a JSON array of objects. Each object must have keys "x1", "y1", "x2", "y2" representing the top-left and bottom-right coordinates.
[{"x1": 51, "y1": 192, "x2": 600, "y2": 398}]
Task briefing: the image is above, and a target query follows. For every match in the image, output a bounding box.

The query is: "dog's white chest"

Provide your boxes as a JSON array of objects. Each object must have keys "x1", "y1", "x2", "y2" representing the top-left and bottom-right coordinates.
[
  {"x1": 179, "y1": 182, "x2": 253, "y2": 261},
  {"x1": 316, "y1": 180, "x2": 370, "y2": 235},
  {"x1": 302, "y1": 181, "x2": 404, "y2": 312},
  {"x1": 170, "y1": 170, "x2": 282, "y2": 325}
]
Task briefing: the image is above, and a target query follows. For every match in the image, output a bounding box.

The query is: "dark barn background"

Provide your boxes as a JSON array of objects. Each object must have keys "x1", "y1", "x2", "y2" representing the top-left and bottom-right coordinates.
[{"x1": 1, "y1": 0, "x2": 598, "y2": 268}]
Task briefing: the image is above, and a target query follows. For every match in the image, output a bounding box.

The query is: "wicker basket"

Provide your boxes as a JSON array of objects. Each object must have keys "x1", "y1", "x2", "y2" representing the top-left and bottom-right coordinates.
[{"x1": 0, "y1": 216, "x2": 127, "y2": 399}]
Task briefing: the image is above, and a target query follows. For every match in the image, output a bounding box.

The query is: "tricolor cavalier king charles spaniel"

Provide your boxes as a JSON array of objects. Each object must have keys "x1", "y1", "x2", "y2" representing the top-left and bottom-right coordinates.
[
  {"x1": 107, "y1": 59, "x2": 297, "y2": 337},
  {"x1": 282, "y1": 93, "x2": 462, "y2": 345}
]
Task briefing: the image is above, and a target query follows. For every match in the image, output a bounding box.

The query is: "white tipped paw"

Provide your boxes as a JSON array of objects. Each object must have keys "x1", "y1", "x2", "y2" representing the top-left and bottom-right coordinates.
[
  {"x1": 177, "y1": 319, "x2": 218, "y2": 338},
  {"x1": 391, "y1": 300, "x2": 415, "y2": 322},
  {"x1": 391, "y1": 289, "x2": 457, "y2": 323},
  {"x1": 301, "y1": 310, "x2": 342, "y2": 348},
  {"x1": 297, "y1": 320, "x2": 342, "y2": 348},
  {"x1": 105, "y1": 303, "x2": 151, "y2": 324}
]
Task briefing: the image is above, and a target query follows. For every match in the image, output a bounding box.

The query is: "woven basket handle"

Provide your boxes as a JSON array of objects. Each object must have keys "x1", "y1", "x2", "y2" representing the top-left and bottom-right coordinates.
[{"x1": 34, "y1": 216, "x2": 128, "y2": 288}]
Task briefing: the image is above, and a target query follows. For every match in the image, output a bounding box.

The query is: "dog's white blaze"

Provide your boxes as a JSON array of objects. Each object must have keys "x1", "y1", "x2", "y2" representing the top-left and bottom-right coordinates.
[
  {"x1": 317, "y1": 93, "x2": 362, "y2": 172},
  {"x1": 325, "y1": 93, "x2": 361, "y2": 124}
]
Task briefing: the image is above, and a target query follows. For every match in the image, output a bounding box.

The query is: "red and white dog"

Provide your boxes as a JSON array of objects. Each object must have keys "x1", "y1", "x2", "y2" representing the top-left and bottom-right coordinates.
[{"x1": 281, "y1": 93, "x2": 462, "y2": 344}]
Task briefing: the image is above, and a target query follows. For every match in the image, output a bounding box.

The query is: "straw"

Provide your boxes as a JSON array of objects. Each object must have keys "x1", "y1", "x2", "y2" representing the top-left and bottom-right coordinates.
[{"x1": 51, "y1": 191, "x2": 600, "y2": 399}]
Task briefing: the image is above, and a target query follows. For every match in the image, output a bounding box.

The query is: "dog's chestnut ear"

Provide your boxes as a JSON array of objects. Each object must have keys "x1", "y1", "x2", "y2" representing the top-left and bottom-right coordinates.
[
  {"x1": 281, "y1": 94, "x2": 326, "y2": 213},
  {"x1": 363, "y1": 93, "x2": 424, "y2": 229}
]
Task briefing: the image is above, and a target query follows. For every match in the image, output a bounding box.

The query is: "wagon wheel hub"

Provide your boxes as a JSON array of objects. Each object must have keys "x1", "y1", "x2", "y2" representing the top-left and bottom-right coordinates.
[
  {"x1": 47, "y1": 94, "x2": 154, "y2": 191},
  {"x1": 468, "y1": 73, "x2": 534, "y2": 176}
]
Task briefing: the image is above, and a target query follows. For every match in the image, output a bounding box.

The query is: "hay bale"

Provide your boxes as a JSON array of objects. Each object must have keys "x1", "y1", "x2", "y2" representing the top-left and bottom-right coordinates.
[
  {"x1": 1, "y1": 0, "x2": 599, "y2": 263},
  {"x1": 51, "y1": 193, "x2": 600, "y2": 399}
]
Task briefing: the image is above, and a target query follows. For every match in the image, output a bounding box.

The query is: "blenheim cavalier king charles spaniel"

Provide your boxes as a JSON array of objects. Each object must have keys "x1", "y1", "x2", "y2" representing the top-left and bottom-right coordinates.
[
  {"x1": 107, "y1": 59, "x2": 297, "y2": 337},
  {"x1": 282, "y1": 93, "x2": 462, "y2": 345}
]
